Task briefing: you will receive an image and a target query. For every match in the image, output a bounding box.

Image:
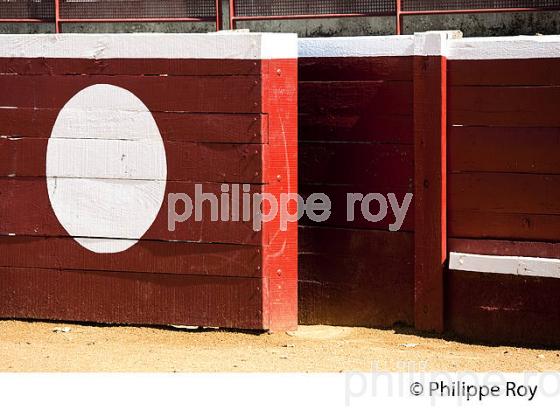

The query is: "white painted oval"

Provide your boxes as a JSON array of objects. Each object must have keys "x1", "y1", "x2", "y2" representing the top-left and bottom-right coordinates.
[{"x1": 47, "y1": 84, "x2": 167, "y2": 253}]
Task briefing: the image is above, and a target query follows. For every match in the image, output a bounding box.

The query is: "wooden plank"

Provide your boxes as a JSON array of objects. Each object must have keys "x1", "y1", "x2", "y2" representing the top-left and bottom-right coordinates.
[
  {"x1": 298, "y1": 226, "x2": 414, "y2": 327},
  {"x1": 299, "y1": 113, "x2": 412, "y2": 144},
  {"x1": 449, "y1": 251, "x2": 560, "y2": 279},
  {"x1": 299, "y1": 279, "x2": 413, "y2": 328},
  {"x1": 448, "y1": 126, "x2": 560, "y2": 174},
  {"x1": 413, "y1": 52, "x2": 447, "y2": 333},
  {"x1": 449, "y1": 173, "x2": 560, "y2": 215},
  {"x1": 298, "y1": 36, "x2": 414, "y2": 60},
  {"x1": 260, "y1": 59, "x2": 298, "y2": 331},
  {"x1": 0, "y1": 57, "x2": 260, "y2": 76},
  {"x1": 447, "y1": 36, "x2": 560, "y2": 62},
  {"x1": 449, "y1": 210, "x2": 560, "y2": 242},
  {"x1": 0, "y1": 235, "x2": 260, "y2": 277},
  {"x1": 0, "y1": 32, "x2": 297, "y2": 61},
  {"x1": 0, "y1": 177, "x2": 262, "y2": 245},
  {"x1": 0, "y1": 267, "x2": 265, "y2": 329},
  {"x1": 299, "y1": 81, "x2": 412, "y2": 116},
  {"x1": 299, "y1": 225, "x2": 412, "y2": 257},
  {"x1": 448, "y1": 58, "x2": 560, "y2": 86},
  {"x1": 0, "y1": 75, "x2": 262, "y2": 113},
  {"x1": 300, "y1": 243, "x2": 413, "y2": 286},
  {"x1": 449, "y1": 238, "x2": 560, "y2": 259},
  {"x1": 449, "y1": 85, "x2": 560, "y2": 127},
  {"x1": 0, "y1": 108, "x2": 266, "y2": 143},
  {"x1": 447, "y1": 270, "x2": 560, "y2": 346},
  {"x1": 299, "y1": 56, "x2": 413, "y2": 82},
  {"x1": 299, "y1": 142, "x2": 413, "y2": 188},
  {"x1": 0, "y1": 137, "x2": 263, "y2": 183}
]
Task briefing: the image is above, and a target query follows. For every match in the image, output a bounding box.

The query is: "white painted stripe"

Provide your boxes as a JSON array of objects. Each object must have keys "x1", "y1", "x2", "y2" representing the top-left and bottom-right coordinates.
[
  {"x1": 414, "y1": 31, "x2": 462, "y2": 57},
  {"x1": 46, "y1": 177, "x2": 166, "y2": 250},
  {"x1": 0, "y1": 32, "x2": 298, "y2": 60},
  {"x1": 261, "y1": 33, "x2": 299, "y2": 60},
  {"x1": 10, "y1": 32, "x2": 558, "y2": 61},
  {"x1": 298, "y1": 35, "x2": 415, "y2": 58},
  {"x1": 447, "y1": 35, "x2": 560, "y2": 60},
  {"x1": 449, "y1": 252, "x2": 560, "y2": 279},
  {"x1": 47, "y1": 138, "x2": 167, "y2": 180},
  {"x1": 299, "y1": 32, "x2": 560, "y2": 60},
  {"x1": 39, "y1": 108, "x2": 160, "y2": 141}
]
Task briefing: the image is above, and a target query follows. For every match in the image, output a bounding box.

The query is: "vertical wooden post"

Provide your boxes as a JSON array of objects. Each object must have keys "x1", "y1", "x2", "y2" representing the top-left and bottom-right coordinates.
[
  {"x1": 413, "y1": 31, "x2": 460, "y2": 333},
  {"x1": 260, "y1": 50, "x2": 299, "y2": 332}
]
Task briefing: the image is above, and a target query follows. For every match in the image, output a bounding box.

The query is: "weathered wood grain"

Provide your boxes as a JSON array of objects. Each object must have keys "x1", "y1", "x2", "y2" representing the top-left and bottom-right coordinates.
[
  {"x1": 298, "y1": 226, "x2": 414, "y2": 327},
  {"x1": 0, "y1": 74, "x2": 262, "y2": 112},
  {"x1": 0, "y1": 235, "x2": 261, "y2": 277},
  {"x1": 448, "y1": 126, "x2": 560, "y2": 174},
  {"x1": 0, "y1": 137, "x2": 263, "y2": 183},
  {"x1": 413, "y1": 53, "x2": 447, "y2": 333},
  {"x1": 449, "y1": 85, "x2": 560, "y2": 127},
  {"x1": 0, "y1": 266, "x2": 265, "y2": 329},
  {"x1": 0, "y1": 108, "x2": 266, "y2": 143}
]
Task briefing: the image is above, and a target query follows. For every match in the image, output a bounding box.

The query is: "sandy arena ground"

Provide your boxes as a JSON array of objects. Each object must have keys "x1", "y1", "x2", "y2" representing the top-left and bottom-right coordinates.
[{"x1": 1, "y1": 320, "x2": 559, "y2": 372}]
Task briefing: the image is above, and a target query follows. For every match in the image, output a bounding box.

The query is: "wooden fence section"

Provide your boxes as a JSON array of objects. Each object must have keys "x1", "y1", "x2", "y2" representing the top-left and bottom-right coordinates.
[
  {"x1": 299, "y1": 33, "x2": 560, "y2": 345},
  {"x1": 445, "y1": 36, "x2": 560, "y2": 345},
  {"x1": 0, "y1": 33, "x2": 298, "y2": 331},
  {"x1": 298, "y1": 36, "x2": 415, "y2": 327}
]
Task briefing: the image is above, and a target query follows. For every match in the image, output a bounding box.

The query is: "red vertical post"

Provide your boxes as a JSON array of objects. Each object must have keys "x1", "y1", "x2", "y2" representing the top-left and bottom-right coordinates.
[
  {"x1": 215, "y1": 0, "x2": 222, "y2": 31},
  {"x1": 395, "y1": 0, "x2": 403, "y2": 35},
  {"x1": 229, "y1": 0, "x2": 236, "y2": 29},
  {"x1": 54, "y1": 0, "x2": 62, "y2": 33},
  {"x1": 413, "y1": 32, "x2": 457, "y2": 333},
  {"x1": 260, "y1": 47, "x2": 299, "y2": 332}
]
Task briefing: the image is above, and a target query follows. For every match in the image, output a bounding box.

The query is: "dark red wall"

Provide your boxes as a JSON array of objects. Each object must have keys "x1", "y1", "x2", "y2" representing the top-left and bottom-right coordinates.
[
  {"x1": 446, "y1": 58, "x2": 560, "y2": 345},
  {"x1": 297, "y1": 56, "x2": 415, "y2": 327}
]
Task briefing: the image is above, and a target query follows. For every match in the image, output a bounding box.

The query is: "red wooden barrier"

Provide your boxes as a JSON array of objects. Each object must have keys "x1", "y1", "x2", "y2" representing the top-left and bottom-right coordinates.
[
  {"x1": 413, "y1": 31, "x2": 450, "y2": 333},
  {"x1": 299, "y1": 32, "x2": 560, "y2": 346},
  {"x1": 1, "y1": 29, "x2": 560, "y2": 345},
  {"x1": 445, "y1": 35, "x2": 560, "y2": 345},
  {"x1": 298, "y1": 36, "x2": 416, "y2": 328},
  {"x1": 0, "y1": 33, "x2": 298, "y2": 331}
]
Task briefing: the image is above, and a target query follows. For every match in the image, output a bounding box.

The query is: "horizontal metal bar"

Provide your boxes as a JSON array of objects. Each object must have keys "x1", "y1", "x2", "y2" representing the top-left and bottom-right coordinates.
[
  {"x1": 231, "y1": 12, "x2": 394, "y2": 22},
  {"x1": 400, "y1": 7, "x2": 560, "y2": 16},
  {"x1": 0, "y1": 19, "x2": 54, "y2": 23},
  {"x1": 58, "y1": 17, "x2": 215, "y2": 23},
  {"x1": 230, "y1": 7, "x2": 559, "y2": 24}
]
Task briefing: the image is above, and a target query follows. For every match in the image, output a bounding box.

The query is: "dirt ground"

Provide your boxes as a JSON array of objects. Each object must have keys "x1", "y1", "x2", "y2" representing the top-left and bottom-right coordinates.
[{"x1": 1, "y1": 320, "x2": 559, "y2": 372}]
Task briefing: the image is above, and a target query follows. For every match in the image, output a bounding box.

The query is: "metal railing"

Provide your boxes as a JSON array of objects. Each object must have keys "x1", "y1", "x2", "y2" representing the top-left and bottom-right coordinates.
[
  {"x1": 0, "y1": 0, "x2": 222, "y2": 33},
  {"x1": 229, "y1": 0, "x2": 560, "y2": 34},
  {"x1": 2, "y1": 1, "x2": 560, "y2": 34}
]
